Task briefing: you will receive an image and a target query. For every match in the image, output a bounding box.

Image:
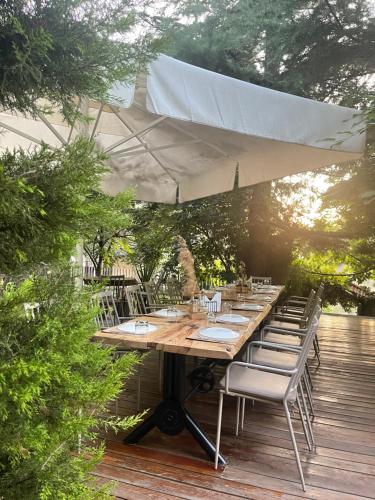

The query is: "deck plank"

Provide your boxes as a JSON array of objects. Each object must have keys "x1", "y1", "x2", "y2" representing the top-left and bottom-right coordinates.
[{"x1": 96, "y1": 313, "x2": 375, "y2": 499}]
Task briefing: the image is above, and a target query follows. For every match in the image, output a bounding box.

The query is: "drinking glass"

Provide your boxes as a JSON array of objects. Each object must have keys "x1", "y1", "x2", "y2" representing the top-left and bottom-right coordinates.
[
  {"x1": 222, "y1": 301, "x2": 232, "y2": 313},
  {"x1": 135, "y1": 320, "x2": 148, "y2": 334},
  {"x1": 207, "y1": 311, "x2": 216, "y2": 325},
  {"x1": 167, "y1": 306, "x2": 178, "y2": 322}
]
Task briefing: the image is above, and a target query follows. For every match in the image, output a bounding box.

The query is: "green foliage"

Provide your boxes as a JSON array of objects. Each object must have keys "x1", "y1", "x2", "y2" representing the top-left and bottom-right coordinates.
[
  {"x1": 0, "y1": 139, "x2": 107, "y2": 275},
  {"x1": 0, "y1": 0, "x2": 162, "y2": 495},
  {"x1": 126, "y1": 203, "x2": 178, "y2": 282},
  {"x1": 83, "y1": 191, "x2": 134, "y2": 276},
  {"x1": 0, "y1": 269, "x2": 143, "y2": 499},
  {"x1": 0, "y1": 0, "x2": 163, "y2": 117}
]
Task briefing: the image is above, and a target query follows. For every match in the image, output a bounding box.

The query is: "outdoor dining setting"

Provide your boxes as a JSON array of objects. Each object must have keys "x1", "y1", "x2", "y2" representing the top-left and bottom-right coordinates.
[
  {"x1": 93, "y1": 274, "x2": 322, "y2": 492},
  {"x1": 0, "y1": 1, "x2": 374, "y2": 499}
]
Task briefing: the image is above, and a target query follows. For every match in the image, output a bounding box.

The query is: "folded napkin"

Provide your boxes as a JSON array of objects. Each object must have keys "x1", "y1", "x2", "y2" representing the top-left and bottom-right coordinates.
[{"x1": 200, "y1": 291, "x2": 222, "y2": 312}]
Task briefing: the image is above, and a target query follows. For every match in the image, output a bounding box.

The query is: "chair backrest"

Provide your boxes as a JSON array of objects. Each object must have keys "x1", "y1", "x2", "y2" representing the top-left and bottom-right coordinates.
[
  {"x1": 165, "y1": 278, "x2": 183, "y2": 304},
  {"x1": 93, "y1": 291, "x2": 120, "y2": 328},
  {"x1": 125, "y1": 284, "x2": 148, "y2": 316},
  {"x1": 250, "y1": 276, "x2": 272, "y2": 285},
  {"x1": 144, "y1": 281, "x2": 165, "y2": 306},
  {"x1": 300, "y1": 289, "x2": 317, "y2": 319},
  {"x1": 107, "y1": 275, "x2": 125, "y2": 300},
  {"x1": 284, "y1": 308, "x2": 321, "y2": 402}
]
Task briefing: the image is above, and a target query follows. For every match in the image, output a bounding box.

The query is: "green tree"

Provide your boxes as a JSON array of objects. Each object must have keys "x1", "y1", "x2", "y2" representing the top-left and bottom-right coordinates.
[
  {"x1": 0, "y1": 270, "x2": 142, "y2": 499},
  {"x1": 0, "y1": 0, "x2": 161, "y2": 497},
  {"x1": 83, "y1": 191, "x2": 133, "y2": 277},
  {"x1": 0, "y1": 140, "x2": 107, "y2": 275},
  {"x1": 127, "y1": 203, "x2": 177, "y2": 282},
  {"x1": 164, "y1": 0, "x2": 374, "y2": 308},
  {"x1": 0, "y1": 0, "x2": 162, "y2": 117}
]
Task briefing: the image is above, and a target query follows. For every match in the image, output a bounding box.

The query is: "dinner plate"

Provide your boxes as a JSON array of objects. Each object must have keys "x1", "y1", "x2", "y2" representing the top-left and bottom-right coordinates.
[
  {"x1": 251, "y1": 294, "x2": 273, "y2": 301},
  {"x1": 117, "y1": 323, "x2": 157, "y2": 334},
  {"x1": 216, "y1": 314, "x2": 249, "y2": 324},
  {"x1": 199, "y1": 327, "x2": 240, "y2": 341},
  {"x1": 232, "y1": 303, "x2": 264, "y2": 311},
  {"x1": 153, "y1": 308, "x2": 185, "y2": 317}
]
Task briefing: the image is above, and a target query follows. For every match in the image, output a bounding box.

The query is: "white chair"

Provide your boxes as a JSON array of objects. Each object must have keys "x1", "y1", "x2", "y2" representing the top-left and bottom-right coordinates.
[
  {"x1": 268, "y1": 285, "x2": 324, "y2": 364},
  {"x1": 215, "y1": 316, "x2": 319, "y2": 491},
  {"x1": 260, "y1": 304, "x2": 322, "y2": 420},
  {"x1": 93, "y1": 290, "x2": 142, "y2": 411}
]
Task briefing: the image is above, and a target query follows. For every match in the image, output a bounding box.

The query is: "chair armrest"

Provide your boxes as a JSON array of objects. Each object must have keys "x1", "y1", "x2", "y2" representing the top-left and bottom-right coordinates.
[
  {"x1": 224, "y1": 361, "x2": 297, "y2": 394},
  {"x1": 289, "y1": 295, "x2": 308, "y2": 301},
  {"x1": 246, "y1": 340, "x2": 301, "y2": 362},
  {"x1": 286, "y1": 299, "x2": 307, "y2": 307},
  {"x1": 262, "y1": 325, "x2": 307, "y2": 336},
  {"x1": 271, "y1": 314, "x2": 305, "y2": 324}
]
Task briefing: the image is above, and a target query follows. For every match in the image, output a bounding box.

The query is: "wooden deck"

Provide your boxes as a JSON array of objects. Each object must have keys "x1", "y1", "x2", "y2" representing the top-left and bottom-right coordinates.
[{"x1": 95, "y1": 314, "x2": 375, "y2": 499}]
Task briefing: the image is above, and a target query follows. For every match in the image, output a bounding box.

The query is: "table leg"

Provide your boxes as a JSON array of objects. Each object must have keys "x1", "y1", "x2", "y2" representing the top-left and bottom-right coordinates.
[{"x1": 123, "y1": 352, "x2": 227, "y2": 465}]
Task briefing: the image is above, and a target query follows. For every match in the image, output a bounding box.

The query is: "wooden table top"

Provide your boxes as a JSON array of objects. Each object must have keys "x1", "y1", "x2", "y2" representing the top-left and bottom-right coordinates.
[{"x1": 93, "y1": 286, "x2": 284, "y2": 360}]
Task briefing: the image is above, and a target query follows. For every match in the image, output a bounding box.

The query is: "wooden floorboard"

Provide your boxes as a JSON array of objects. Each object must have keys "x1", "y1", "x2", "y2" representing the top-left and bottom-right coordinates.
[{"x1": 97, "y1": 314, "x2": 375, "y2": 499}]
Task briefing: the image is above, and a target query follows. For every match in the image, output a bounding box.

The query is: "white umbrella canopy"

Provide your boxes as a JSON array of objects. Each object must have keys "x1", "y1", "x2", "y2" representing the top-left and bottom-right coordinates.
[{"x1": 0, "y1": 54, "x2": 366, "y2": 203}]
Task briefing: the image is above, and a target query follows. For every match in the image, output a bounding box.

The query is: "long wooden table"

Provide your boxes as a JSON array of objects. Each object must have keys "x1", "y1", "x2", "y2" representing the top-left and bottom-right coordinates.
[{"x1": 94, "y1": 286, "x2": 284, "y2": 465}]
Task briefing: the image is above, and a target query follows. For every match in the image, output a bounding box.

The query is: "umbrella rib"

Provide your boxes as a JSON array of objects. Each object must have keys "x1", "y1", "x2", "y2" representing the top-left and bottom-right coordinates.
[
  {"x1": 67, "y1": 97, "x2": 81, "y2": 144},
  {"x1": 132, "y1": 102, "x2": 231, "y2": 159},
  {"x1": 165, "y1": 120, "x2": 231, "y2": 159},
  {"x1": 36, "y1": 111, "x2": 67, "y2": 145},
  {"x1": 104, "y1": 113, "x2": 167, "y2": 153},
  {"x1": 0, "y1": 120, "x2": 43, "y2": 145},
  {"x1": 90, "y1": 102, "x2": 104, "y2": 141},
  {"x1": 112, "y1": 139, "x2": 201, "y2": 157},
  {"x1": 108, "y1": 105, "x2": 179, "y2": 184}
]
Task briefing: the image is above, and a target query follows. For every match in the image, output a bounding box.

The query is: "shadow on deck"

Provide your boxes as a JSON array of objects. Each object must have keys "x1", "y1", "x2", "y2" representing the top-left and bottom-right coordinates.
[{"x1": 96, "y1": 314, "x2": 375, "y2": 499}]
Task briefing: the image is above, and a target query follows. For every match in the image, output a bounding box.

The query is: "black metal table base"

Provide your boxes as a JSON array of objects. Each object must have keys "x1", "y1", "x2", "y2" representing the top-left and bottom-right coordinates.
[{"x1": 123, "y1": 352, "x2": 227, "y2": 466}]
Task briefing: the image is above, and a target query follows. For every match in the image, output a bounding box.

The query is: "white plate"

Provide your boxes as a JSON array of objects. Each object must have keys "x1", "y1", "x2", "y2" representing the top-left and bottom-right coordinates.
[
  {"x1": 199, "y1": 327, "x2": 239, "y2": 341},
  {"x1": 216, "y1": 314, "x2": 249, "y2": 324},
  {"x1": 153, "y1": 309, "x2": 185, "y2": 318},
  {"x1": 232, "y1": 303, "x2": 264, "y2": 311},
  {"x1": 251, "y1": 295, "x2": 273, "y2": 301},
  {"x1": 117, "y1": 323, "x2": 157, "y2": 335}
]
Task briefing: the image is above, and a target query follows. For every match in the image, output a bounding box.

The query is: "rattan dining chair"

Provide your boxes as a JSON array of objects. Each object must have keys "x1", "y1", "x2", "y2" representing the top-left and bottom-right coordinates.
[
  {"x1": 215, "y1": 316, "x2": 319, "y2": 491},
  {"x1": 125, "y1": 284, "x2": 168, "y2": 391},
  {"x1": 94, "y1": 290, "x2": 142, "y2": 411}
]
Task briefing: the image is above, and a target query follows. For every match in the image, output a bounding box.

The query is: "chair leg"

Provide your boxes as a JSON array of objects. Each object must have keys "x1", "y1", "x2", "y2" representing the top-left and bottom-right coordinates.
[
  {"x1": 305, "y1": 363, "x2": 314, "y2": 391},
  {"x1": 215, "y1": 392, "x2": 224, "y2": 470},
  {"x1": 315, "y1": 335, "x2": 321, "y2": 352},
  {"x1": 241, "y1": 398, "x2": 246, "y2": 430},
  {"x1": 300, "y1": 384, "x2": 316, "y2": 449},
  {"x1": 284, "y1": 402, "x2": 306, "y2": 491},
  {"x1": 296, "y1": 393, "x2": 312, "y2": 451},
  {"x1": 235, "y1": 397, "x2": 240, "y2": 436},
  {"x1": 313, "y1": 338, "x2": 321, "y2": 365},
  {"x1": 303, "y1": 372, "x2": 315, "y2": 420}
]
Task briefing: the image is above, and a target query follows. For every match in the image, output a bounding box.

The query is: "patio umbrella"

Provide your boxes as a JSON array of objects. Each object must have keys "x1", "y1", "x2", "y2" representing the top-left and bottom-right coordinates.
[{"x1": 0, "y1": 54, "x2": 366, "y2": 203}]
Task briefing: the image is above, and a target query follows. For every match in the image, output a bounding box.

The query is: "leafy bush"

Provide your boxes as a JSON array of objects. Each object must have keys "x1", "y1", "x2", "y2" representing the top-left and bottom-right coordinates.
[{"x1": 0, "y1": 269, "x2": 142, "y2": 499}]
